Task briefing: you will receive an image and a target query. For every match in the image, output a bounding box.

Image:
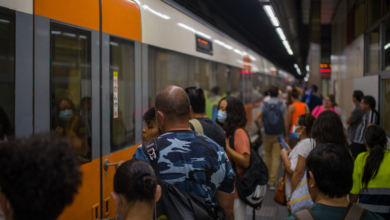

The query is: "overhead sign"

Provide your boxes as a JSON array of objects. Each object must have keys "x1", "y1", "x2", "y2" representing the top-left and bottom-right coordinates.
[
  {"x1": 113, "y1": 71, "x2": 118, "y2": 118},
  {"x1": 196, "y1": 35, "x2": 213, "y2": 55}
]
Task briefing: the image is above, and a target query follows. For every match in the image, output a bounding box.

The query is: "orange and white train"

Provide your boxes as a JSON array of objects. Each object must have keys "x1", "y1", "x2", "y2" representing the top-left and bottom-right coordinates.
[{"x1": 0, "y1": 0, "x2": 295, "y2": 219}]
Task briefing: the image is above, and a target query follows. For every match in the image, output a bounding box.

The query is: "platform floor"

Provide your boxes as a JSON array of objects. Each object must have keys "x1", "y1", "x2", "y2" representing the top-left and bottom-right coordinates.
[{"x1": 244, "y1": 144, "x2": 288, "y2": 220}]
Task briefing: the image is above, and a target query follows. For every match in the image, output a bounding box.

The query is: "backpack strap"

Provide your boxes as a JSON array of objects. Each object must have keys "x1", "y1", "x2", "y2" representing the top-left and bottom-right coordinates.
[
  {"x1": 293, "y1": 208, "x2": 317, "y2": 220},
  {"x1": 276, "y1": 101, "x2": 283, "y2": 108},
  {"x1": 341, "y1": 203, "x2": 367, "y2": 220},
  {"x1": 142, "y1": 137, "x2": 160, "y2": 179},
  {"x1": 189, "y1": 119, "x2": 204, "y2": 134},
  {"x1": 263, "y1": 102, "x2": 270, "y2": 109}
]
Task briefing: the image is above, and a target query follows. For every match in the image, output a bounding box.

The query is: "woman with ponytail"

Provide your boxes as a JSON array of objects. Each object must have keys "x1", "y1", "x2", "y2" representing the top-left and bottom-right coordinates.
[
  {"x1": 111, "y1": 159, "x2": 161, "y2": 220},
  {"x1": 350, "y1": 125, "x2": 390, "y2": 219}
]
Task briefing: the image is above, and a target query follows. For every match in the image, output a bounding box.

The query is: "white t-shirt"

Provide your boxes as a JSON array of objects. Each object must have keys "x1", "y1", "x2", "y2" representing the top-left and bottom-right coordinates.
[{"x1": 288, "y1": 138, "x2": 315, "y2": 171}]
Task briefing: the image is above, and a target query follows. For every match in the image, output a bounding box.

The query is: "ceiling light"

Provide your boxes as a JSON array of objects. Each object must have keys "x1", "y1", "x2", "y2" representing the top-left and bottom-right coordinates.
[
  {"x1": 264, "y1": 5, "x2": 279, "y2": 26},
  {"x1": 276, "y1": 28, "x2": 286, "y2": 41},
  {"x1": 385, "y1": 43, "x2": 390, "y2": 50},
  {"x1": 294, "y1": 64, "x2": 298, "y2": 69},
  {"x1": 249, "y1": 55, "x2": 256, "y2": 61}
]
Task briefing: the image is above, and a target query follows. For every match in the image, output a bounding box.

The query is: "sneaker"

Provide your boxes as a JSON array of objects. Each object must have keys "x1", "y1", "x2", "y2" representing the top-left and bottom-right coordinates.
[{"x1": 269, "y1": 184, "x2": 276, "y2": 190}]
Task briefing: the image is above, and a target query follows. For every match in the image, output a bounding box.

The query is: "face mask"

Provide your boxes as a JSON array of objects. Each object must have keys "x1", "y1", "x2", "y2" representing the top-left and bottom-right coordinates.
[
  {"x1": 217, "y1": 111, "x2": 227, "y2": 123},
  {"x1": 59, "y1": 110, "x2": 73, "y2": 121},
  {"x1": 291, "y1": 125, "x2": 303, "y2": 139},
  {"x1": 156, "y1": 112, "x2": 164, "y2": 132},
  {"x1": 0, "y1": 190, "x2": 10, "y2": 220},
  {"x1": 115, "y1": 193, "x2": 124, "y2": 220}
]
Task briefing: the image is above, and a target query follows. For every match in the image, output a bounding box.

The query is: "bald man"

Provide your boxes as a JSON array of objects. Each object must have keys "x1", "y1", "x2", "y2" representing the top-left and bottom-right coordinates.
[{"x1": 132, "y1": 86, "x2": 235, "y2": 218}]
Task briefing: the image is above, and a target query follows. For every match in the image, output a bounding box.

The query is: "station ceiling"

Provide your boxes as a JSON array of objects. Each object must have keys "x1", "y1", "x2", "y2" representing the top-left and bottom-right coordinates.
[{"x1": 168, "y1": 0, "x2": 307, "y2": 78}]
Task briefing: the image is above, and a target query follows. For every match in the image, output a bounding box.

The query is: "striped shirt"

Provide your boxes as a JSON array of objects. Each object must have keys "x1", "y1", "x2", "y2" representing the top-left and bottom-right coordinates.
[{"x1": 353, "y1": 110, "x2": 379, "y2": 144}]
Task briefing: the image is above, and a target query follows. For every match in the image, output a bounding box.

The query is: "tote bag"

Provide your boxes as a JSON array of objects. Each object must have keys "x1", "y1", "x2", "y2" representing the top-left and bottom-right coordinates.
[{"x1": 290, "y1": 172, "x2": 313, "y2": 214}]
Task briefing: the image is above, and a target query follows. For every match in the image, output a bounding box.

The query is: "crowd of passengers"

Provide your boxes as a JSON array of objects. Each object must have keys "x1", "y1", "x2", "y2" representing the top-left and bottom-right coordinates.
[{"x1": 0, "y1": 84, "x2": 388, "y2": 220}]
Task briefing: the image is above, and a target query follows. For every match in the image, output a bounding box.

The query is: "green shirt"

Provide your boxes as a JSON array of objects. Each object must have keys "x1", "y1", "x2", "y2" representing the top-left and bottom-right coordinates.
[{"x1": 286, "y1": 203, "x2": 384, "y2": 220}]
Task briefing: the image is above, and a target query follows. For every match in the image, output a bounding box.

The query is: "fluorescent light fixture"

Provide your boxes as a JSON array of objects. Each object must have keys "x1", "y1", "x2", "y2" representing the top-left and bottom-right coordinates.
[
  {"x1": 276, "y1": 28, "x2": 286, "y2": 41},
  {"x1": 234, "y1": 49, "x2": 242, "y2": 55},
  {"x1": 264, "y1": 5, "x2": 279, "y2": 26},
  {"x1": 63, "y1": 33, "x2": 76, "y2": 37},
  {"x1": 178, "y1": 23, "x2": 211, "y2": 39},
  {"x1": 110, "y1": 42, "x2": 118, "y2": 46},
  {"x1": 294, "y1": 64, "x2": 298, "y2": 69},
  {"x1": 51, "y1": 31, "x2": 62, "y2": 35},
  {"x1": 79, "y1": 35, "x2": 87, "y2": 39},
  {"x1": 0, "y1": 19, "x2": 10, "y2": 23},
  {"x1": 142, "y1": 5, "x2": 170, "y2": 20},
  {"x1": 287, "y1": 48, "x2": 294, "y2": 55},
  {"x1": 306, "y1": 65, "x2": 309, "y2": 72},
  {"x1": 385, "y1": 43, "x2": 390, "y2": 50},
  {"x1": 249, "y1": 55, "x2": 256, "y2": 61},
  {"x1": 214, "y1": 40, "x2": 233, "y2": 50}
]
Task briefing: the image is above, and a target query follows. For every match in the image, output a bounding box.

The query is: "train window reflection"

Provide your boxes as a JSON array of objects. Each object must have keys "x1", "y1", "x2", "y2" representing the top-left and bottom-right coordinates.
[
  {"x1": 382, "y1": 79, "x2": 390, "y2": 134},
  {"x1": 109, "y1": 38, "x2": 135, "y2": 152},
  {"x1": 0, "y1": 10, "x2": 15, "y2": 142},
  {"x1": 366, "y1": 27, "x2": 380, "y2": 73},
  {"x1": 383, "y1": 18, "x2": 390, "y2": 70},
  {"x1": 50, "y1": 24, "x2": 92, "y2": 163}
]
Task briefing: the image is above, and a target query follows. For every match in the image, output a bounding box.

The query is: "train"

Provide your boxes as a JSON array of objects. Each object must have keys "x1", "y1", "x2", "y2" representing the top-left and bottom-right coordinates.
[{"x1": 0, "y1": 0, "x2": 296, "y2": 219}]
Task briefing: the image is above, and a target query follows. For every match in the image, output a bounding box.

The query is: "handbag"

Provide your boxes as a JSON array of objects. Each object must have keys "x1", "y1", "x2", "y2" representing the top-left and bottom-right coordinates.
[
  {"x1": 273, "y1": 171, "x2": 287, "y2": 205},
  {"x1": 290, "y1": 172, "x2": 313, "y2": 214}
]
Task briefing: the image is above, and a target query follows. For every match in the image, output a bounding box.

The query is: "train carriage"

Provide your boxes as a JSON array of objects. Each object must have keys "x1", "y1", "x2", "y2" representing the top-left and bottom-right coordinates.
[{"x1": 0, "y1": 0, "x2": 294, "y2": 219}]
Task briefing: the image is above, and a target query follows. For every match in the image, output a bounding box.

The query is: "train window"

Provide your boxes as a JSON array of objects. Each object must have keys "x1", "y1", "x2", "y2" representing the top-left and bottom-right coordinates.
[
  {"x1": 148, "y1": 46, "x2": 188, "y2": 107},
  {"x1": 109, "y1": 38, "x2": 135, "y2": 152},
  {"x1": 366, "y1": 27, "x2": 380, "y2": 73},
  {"x1": 230, "y1": 67, "x2": 240, "y2": 98},
  {"x1": 50, "y1": 23, "x2": 92, "y2": 162},
  {"x1": 382, "y1": 79, "x2": 390, "y2": 134},
  {"x1": 383, "y1": 18, "x2": 390, "y2": 70},
  {"x1": 216, "y1": 63, "x2": 228, "y2": 97},
  {"x1": 0, "y1": 10, "x2": 15, "y2": 142},
  {"x1": 366, "y1": 0, "x2": 382, "y2": 28}
]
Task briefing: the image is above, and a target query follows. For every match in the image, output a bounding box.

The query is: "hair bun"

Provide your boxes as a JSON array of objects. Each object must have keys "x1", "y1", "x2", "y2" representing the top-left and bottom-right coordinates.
[{"x1": 133, "y1": 173, "x2": 151, "y2": 193}]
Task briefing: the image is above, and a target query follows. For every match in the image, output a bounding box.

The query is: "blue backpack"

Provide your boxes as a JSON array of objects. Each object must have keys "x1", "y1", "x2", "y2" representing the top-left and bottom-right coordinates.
[{"x1": 263, "y1": 101, "x2": 284, "y2": 135}]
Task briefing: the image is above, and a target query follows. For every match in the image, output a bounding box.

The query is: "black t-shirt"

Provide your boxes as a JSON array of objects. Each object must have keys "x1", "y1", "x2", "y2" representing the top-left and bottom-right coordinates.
[{"x1": 189, "y1": 117, "x2": 226, "y2": 149}]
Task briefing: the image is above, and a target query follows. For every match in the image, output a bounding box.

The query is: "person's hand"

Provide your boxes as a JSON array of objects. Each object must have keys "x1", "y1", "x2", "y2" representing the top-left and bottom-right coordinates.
[
  {"x1": 280, "y1": 147, "x2": 290, "y2": 156},
  {"x1": 52, "y1": 127, "x2": 63, "y2": 135},
  {"x1": 108, "y1": 160, "x2": 126, "y2": 170},
  {"x1": 287, "y1": 202, "x2": 291, "y2": 213}
]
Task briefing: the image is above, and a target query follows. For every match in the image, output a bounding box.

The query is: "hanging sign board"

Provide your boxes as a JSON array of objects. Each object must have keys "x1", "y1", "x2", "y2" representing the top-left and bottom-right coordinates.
[{"x1": 113, "y1": 71, "x2": 118, "y2": 118}]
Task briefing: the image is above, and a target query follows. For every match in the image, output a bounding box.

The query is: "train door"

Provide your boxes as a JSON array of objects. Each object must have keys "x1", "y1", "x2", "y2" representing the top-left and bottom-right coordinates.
[{"x1": 32, "y1": 0, "x2": 142, "y2": 219}]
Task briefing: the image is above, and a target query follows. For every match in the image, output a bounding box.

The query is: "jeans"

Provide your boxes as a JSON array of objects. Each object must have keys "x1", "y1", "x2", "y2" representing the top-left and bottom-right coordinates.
[{"x1": 263, "y1": 136, "x2": 281, "y2": 186}]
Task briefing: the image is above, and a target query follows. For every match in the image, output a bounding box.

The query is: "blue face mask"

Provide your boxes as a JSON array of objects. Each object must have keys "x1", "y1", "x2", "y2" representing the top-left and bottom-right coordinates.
[
  {"x1": 290, "y1": 125, "x2": 303, "y2": 140},
  {"x1": 59, "y1": 110, "x2": 73, "y2": 121},
  {"x1": 217, "y1": 111, "x2": 227, "y2": 123},
  {"x1": 115, "y1": 193, "x2": 124, "y2": 220}
]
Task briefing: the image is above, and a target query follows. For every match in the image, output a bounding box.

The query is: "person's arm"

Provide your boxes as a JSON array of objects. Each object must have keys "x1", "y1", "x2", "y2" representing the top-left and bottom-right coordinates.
[
  {"x1": 291, "y1": 155, "x2": 306, "y2": 195},
  {"x1": 349, "y1": 193, "x2": 359, "y2": 203},
  {"x1": 254, "y1": 110, "x2": 263, "y2": 131},
  {"x1": 305, "y1": 104, "x2": 310, "y2": 114},
  {"x1": 280, "y1": 148, "x2": 293, "y2": 175},
  {"x1": 284, "y1": 114, "x2": 289, "y2": 142},
  {"x1": 215, "y1": 190, "x2": 234, "y2": 220},
  {"x1": 286, "y1": 105, "x2": 294, "y2": 136},
  {"x1": 225, "y1": 137, "x2": 250, "y2": 169}
]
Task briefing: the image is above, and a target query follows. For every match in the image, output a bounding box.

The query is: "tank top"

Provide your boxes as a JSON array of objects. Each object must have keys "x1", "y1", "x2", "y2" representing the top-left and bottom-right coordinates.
[{"x1": 290, "y1": 102, "x2": 307, "y2": 133}]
